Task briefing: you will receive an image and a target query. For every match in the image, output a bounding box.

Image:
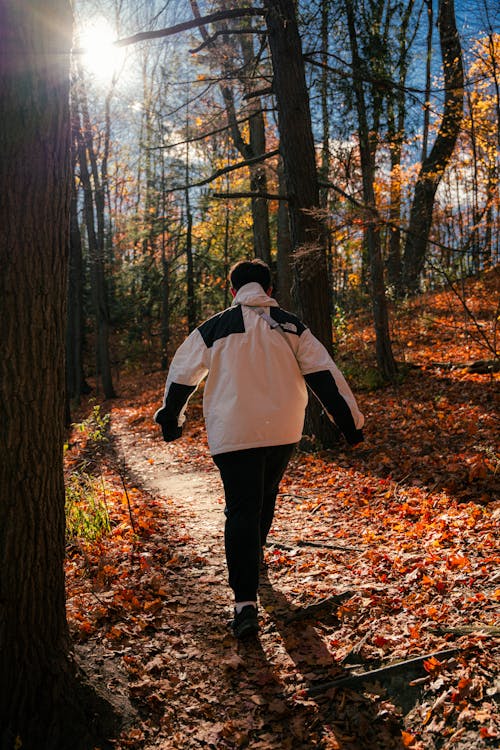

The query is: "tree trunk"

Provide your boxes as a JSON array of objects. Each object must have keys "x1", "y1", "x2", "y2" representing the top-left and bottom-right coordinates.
[
  {"x1": 160, "y1": 143, "x2": 171, "y2": 371},
  {"x1": 219, "y1": 69, "x2": 271, "y2": 263},
  {"x1": 386, "y1": 1, "x2": 414, "y2": 296},
  {"x1": 319, "y1": 0, "x2": 333, "y2": 289},
  {"x1": 75, "y1": 105, "x2": 116, "y2": 399},
  {"x1": 66, "y1": 177, "x2": 84, "y2": 405},
  {"x1": 344, "y1": 0, "x2": 398, "y2": 381},
  {"x1": 160, "y1": 243, "x2": 171, "y2": 371},
  {"x1": 185, "y1": 187, "x2": 196, "y2": 331},
  {"x1": 189, "y1": 0, "x2": 272, "y2": 263},
  {"x1": 276, "y1": 158, "x2": 293, "y2": 310},
  {"x1": 264, "y1": 0, "x2": 338, "y2": 446},
  {"x1": 402, "y1": 0, "x2": 464, "y2": 293},
  {"x1": 484, "y1": 28, "x2": 500, "y2": 267},
  {"x1": 0, "y1": 2, "x2": 117, "y2": 746},
  {"x1": 240, "y1": 33, "x2": 272, "y2": 265},
  {"x1": 421, "y1": 0, "x2": 433, "y2": 164}
]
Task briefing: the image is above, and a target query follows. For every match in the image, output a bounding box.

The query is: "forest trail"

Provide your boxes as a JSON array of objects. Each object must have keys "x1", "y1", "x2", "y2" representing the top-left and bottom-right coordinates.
[
  {"x1": 112, "y1": 409, "x2": 224, "y2": 567},
  {"x1": 66, "y1": 345, "x2": 499, "y2": 750},
  {"x1": 108, "y1": 409, "x2": 410, "y2": 750}
]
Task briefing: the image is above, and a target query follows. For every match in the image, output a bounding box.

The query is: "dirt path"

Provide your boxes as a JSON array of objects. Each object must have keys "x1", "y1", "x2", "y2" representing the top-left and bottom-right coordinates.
[
  {"x1": 108, "y1": 411, "x2": 412, "y2": 750},
  {"x1": 113, "y1": 410, "x2": 225, "y2": 573},
  {"x1": 102, "y1": 381, "x2": 498, "y2": 750}
]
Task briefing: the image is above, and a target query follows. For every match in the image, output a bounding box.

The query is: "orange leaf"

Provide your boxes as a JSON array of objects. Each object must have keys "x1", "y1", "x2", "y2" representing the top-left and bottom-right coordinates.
[
  {"x1": 479, "y1": 726, "x2": 498, "y2": 739},
  {"x1": 401, "y1": 730, "x2": 416, "y2": 746},
  {"x1": 423, "y1": 656, "x2": 443, "y2": 674}
]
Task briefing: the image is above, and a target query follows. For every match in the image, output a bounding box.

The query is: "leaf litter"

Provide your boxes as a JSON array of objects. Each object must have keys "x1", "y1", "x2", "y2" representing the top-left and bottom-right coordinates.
[{"x1": 65, "y1": 278, "x2": 499, "y2": 749}]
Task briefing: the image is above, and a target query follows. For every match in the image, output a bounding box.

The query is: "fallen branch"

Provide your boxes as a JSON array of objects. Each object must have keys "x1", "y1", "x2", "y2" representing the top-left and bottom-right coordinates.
[
  {"x1": 307, "y1": 647, "x2": 459, "y2": 696},
  {"x1": 269, "y1": 539, "x2": 363, "y2": 553},
  {"x1": 430, "y1": 624, "x2": 500, "y2": 636},
  {"x1": 427, "y1": 359, "x2": 500, "y2": 374},
  {"x1": 283, "y1": 593, "x2": 354, "y2": 623},
  {"x1": 298, "y1": 539, "x2": 363, "y2": 553},
  {"x1": 400, "y1": 359, "x2": 500, "y2": 374}
]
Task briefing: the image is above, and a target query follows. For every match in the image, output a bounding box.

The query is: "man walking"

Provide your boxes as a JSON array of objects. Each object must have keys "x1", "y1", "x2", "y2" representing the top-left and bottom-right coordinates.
[{"x1": 155, "y1": 259, "x2": 364, "y2": 638}]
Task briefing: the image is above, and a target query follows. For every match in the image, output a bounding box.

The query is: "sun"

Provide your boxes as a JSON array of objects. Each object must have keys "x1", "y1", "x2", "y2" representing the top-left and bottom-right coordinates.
[{"x1": 76, "y1": 17, "x2": 126, "y2": 82}]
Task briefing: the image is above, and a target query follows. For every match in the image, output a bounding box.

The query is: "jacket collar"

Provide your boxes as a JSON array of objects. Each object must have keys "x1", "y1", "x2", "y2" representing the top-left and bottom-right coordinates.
[{"x1": 231, "y1": 282, "x2": 279, "y2": 308}]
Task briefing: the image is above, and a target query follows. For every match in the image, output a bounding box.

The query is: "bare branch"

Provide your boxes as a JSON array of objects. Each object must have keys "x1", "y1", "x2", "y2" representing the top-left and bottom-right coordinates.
[
  {"x1": 166, "y1": 149, "x2": 279, "y2": 193},
  {"x1": 147, "y1": 108, "x2": 275, "y2": 151},
  {"x1": 244, "y1": 85, "x2": 274, "y2": 100},
  {"x1": 213, "y1": 191, "x2": 287, "y2": 201},
  {"x1": 319, "y1": 179, "x2": 485, "y2": 259},
  {"x1": 113, "y1": 8, "x2": 266, "y2": 49}
]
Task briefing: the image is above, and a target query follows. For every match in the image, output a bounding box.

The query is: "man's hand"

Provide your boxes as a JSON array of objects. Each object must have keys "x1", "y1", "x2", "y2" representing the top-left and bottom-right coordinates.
[{"x1": 161, "y1": 421, "x2": 183, "y2": 442}]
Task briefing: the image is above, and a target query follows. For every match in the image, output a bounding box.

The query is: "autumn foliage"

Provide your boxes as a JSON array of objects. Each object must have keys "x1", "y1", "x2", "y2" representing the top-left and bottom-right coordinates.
[{"x1": 63, "y1": 274, "x2": 499, "y2": 749}]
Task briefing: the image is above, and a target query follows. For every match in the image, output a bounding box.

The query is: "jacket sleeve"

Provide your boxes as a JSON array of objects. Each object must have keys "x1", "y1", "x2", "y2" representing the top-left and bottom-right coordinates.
[
  {"x1": 154, "y1": 328, "x2": 209, "y2": 430},
  {"x1": 296, "y1": 328, "x2": 364, "y2": 445}
]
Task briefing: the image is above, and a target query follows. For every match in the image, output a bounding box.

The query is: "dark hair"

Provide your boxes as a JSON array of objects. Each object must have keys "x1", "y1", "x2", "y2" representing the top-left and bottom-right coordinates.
[{"x1": 229, "y1": 259, "x2": 272, "y2": 291}]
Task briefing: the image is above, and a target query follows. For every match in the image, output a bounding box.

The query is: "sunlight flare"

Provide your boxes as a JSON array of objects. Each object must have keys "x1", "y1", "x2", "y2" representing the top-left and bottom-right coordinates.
[{"x1": 76, "y1": 17, "x2": 125, "y2": 82}]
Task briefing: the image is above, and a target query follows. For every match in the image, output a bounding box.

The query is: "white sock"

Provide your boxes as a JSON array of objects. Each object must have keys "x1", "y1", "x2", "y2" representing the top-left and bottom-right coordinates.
[{"x1": 235, "y1": 601, "x2": 257, "y2": 614}]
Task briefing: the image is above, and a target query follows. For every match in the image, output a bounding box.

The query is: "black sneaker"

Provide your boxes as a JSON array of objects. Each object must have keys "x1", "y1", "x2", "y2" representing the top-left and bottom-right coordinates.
[{"x1": 231, "y1": 605, "x2": 259, "y2": 639}]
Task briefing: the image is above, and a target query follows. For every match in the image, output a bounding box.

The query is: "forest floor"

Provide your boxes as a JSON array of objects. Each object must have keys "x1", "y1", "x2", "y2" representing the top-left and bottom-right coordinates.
[{"x1": 65, "y1": 272, "x2": 499, "y2": 750}]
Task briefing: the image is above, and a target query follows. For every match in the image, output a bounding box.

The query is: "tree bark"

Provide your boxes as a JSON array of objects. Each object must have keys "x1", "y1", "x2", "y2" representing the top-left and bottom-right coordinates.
[
  {"x1": 263, "y1": 0, "x2": 338, "y2": 446},
  {"x1": 386, "y1": 1, "x2": 414, "y2": 295},
  {"x1": 276, "y1": 158, "x2": 293, "y2": 310},
  {"x1": 0, "y1": 1, "x2": 71, "y2": 738},
  {"x1": 74, "y1": 75, "x2": 116, "y2": 399},
  {"x1": 421, "y1": 0, "x2": 433, "y2": 164},
  {"x1": 402, "y1": 0, "x2": 464, "y2": 293},
  {"x1": 0, "y1": 2, "x2": 117, "y2": 746},
  {"x1": 185, "y1": 118, "x2": 196, "y2": 331},
  {"x1": 75, "y1": 103, "x2": 116, "y2": 399},
  {"x1": 344, "y1": 0, "x2": 398, "y2": 381},
  {"x1": 66, "y1": 175, "x2": 84, "y2": 406}
]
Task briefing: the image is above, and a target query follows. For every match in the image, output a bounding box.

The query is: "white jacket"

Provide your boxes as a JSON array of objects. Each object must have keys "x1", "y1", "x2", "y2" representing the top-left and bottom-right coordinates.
[{"x1": 155, "y1": 282, "x2": 364, "y2": 455}]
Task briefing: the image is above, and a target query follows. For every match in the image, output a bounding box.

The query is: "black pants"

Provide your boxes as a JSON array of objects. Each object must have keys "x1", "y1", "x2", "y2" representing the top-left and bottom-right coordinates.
[{"x1": 213, "y1": 443, "x2": 295, "y2": 602}]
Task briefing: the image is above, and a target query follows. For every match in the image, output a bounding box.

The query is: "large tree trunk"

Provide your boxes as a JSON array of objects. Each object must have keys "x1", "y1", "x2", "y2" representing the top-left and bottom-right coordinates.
[
  {"x1": 0, "y1": 1, "x2": 71, "y2": 737},
  {"x1": 0, "y1": 2, "x2": 117, "y2": 746},
  {"x1": 0, "y1": 0, "x2": 121, "y2": 750},
  {"x1": 264, "y1": 0, "x2": 338, "y2": 446},
  {"x1": 402, "y1": 0, "x2": 464, "y2": 293}
]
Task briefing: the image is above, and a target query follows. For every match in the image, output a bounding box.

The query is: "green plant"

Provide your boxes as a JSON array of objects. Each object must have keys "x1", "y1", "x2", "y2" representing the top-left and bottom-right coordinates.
[
  {"x1": 76, "y1": 402, "x2": 110, "y2": 444},
  {"x1": 65, "y1": 473, "x2": 111, "y2": 542},
  {"x1": 332, "y1": 304, "x2": 348, "y2": 341}
]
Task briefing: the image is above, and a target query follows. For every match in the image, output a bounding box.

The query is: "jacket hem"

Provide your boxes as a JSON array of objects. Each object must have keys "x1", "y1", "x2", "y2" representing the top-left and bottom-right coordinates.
[{"x1": 209, "y1": 436, "x2": 301, "y2": 456}]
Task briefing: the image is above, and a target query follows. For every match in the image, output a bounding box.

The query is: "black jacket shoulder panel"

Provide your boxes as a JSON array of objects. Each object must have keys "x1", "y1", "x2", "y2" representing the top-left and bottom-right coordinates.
[
  {"x1": 269, "y1": 307, "x2": 307, "y2": 336},
  {"x1": 197, "y1": 305, "x2": 245, "y2": 348}
]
